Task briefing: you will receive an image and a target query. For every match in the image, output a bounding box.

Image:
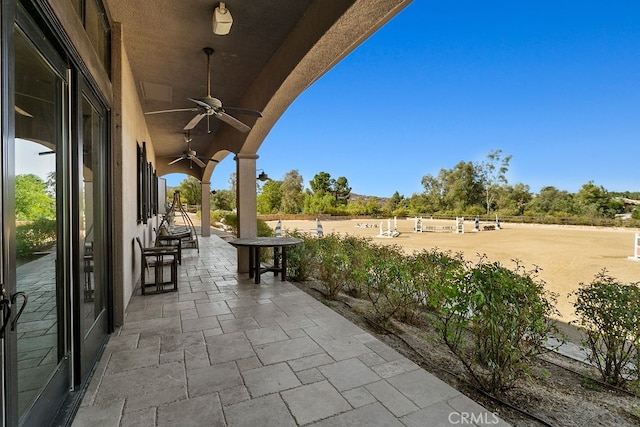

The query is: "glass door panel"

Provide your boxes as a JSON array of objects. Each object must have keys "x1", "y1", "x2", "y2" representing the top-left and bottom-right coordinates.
[
  {"x1": 79, "y1": 89, "x2": 108, "y2": 367},
  {"x1": 81, "y1": 96, "x2": 97, "y2": 331},
  {"x1": 14, "y1": 26, "x2": 67, "y2": 420}
]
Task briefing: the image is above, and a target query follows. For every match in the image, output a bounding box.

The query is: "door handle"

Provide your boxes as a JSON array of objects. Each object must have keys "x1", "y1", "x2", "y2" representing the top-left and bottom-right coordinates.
[
  {"x1": 10, "y1": 292, "x2": 28, "y2": 331},
  {"x1": 0, "y1": 291, "x2": 11, "y2": 339}
]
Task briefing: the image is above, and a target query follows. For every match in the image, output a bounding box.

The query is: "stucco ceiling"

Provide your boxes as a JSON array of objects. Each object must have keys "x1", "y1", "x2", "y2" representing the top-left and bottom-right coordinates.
[{"x1": 103, "y1": 0, "x2": 411, "y2": 180}]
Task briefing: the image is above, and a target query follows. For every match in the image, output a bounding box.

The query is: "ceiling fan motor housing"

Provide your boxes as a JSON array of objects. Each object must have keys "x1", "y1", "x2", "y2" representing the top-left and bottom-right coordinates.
[{"x1": 203, "y1": 96, "x2": 223, "y2": 109}]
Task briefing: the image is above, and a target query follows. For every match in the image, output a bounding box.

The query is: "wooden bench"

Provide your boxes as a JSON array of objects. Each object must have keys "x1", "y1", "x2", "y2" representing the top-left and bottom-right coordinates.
[{"x1": 136, "y1": 237, "x2": 179, "y2": 295}]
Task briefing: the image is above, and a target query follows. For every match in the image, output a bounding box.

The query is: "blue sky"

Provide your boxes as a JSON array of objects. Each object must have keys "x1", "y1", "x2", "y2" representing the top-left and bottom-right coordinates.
[{"x1": 168, "y1": 1, "x2": 640, "y2": 198}]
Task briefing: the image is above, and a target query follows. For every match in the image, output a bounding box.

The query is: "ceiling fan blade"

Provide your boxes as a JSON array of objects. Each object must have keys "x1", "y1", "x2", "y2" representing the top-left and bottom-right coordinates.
[
  {"x1": 192, "y1": 157, "x2": 207, "y2": 168},
  {"x1": 198, "y1": 157, "x2": 219, "y2": 164},
  {"x1": 214, "y1": 111, "x2": 251, "y2": 133},
  {"x1": 168, "y1": 156, "x2": 185, "y2": 165},
  {"x1": 145, "y1": 107, "x2": 199, "y2": 115},
  {"x1": 184, "y1": 113, "x2": 206, "y2": 131},
  {"x1": 15, "y1": 105, "x2": 34, "y2": 117},
  {"x1": 188, "y1": 98, "x2": 213, "y2": 110},
  {"x1": 223, "y1": 107, "x2": 263, "y2": 118}
]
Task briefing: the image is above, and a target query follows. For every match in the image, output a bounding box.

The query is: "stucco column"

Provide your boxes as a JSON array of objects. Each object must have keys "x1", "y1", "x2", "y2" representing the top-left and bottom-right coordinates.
[
  {"x1": 201, "y1": 181, "x2": 211, "y2": 237},
  {"x1": 235, "y1": 154, "x2": 258, "y2": 272}
]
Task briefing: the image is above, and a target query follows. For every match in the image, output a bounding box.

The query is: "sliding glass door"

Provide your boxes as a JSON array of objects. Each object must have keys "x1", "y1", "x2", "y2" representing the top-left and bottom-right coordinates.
[
  {"x1": 10, "y1": 22, "x2": 70, "y2": 424},
  {"x1": 0, "y1": 5, "x2": 111, "y2": 425}
]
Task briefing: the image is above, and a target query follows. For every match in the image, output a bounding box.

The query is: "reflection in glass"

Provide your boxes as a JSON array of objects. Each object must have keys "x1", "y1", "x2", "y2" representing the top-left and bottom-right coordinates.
[
  {"x1": 71, "y1": 0, "x2": 110, "y2": 73},
  {"x1": 81, "y1": 95, "x2": 105, "y2": 336},
  {"x1": 14, "y1": 28, "x2": 64, "y2": 417}
]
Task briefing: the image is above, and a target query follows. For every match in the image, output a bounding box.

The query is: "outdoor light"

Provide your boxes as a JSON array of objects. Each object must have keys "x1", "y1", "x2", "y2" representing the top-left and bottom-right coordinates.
[
  {"x1": 212, "y1": 2, "x2": 233, "y2": 35},
  {"x1": 256, "y1": 170, "x2": 269, "y2": 181}
]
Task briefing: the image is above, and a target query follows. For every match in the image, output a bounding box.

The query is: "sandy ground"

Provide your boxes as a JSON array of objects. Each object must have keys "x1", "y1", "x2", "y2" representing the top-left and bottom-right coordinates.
[{"x1": 270, "y1": 218, "x2": 640, "y2": 323}]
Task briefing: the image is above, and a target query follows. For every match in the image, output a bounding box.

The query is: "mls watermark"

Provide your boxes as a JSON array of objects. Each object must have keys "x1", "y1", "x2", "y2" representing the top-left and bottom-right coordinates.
[{"x1": 448, "y1": 412, "x2": 501, "y2": 425}]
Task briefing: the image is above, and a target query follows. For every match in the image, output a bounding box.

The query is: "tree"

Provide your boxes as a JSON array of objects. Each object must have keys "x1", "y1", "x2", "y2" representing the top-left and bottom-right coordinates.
[
  {"x1": 575, "y1": 181, "x2": 617, "y2": 218},
  {"x1": 303, "y1": 190, "x2": 336, "y2": 214},
  {"x1": 46, "y1": 171, "x2": 56, "y2": 196},
  {"x1": 210, "y1": 189, "x2": 235, "y2": 211},
  {"x1": 332, "y1": 176, "x2": 351, "y2": 205},
  {"x1": 495, "y1": 183, "x2": 532, "y2": 216},
  {"x1": 420, "y1": 175, "x2": 443, "y2": 212},
  {"x1": 178, "y1": 176, "x2": 202, "y2": 205},
  {"x1": 478, "y1": 149, "x2": 512, "y2": 216},
  {"x1": 439, "y1": 161, "x2": 484, "y2": 212},
  {"x1": 528, "y1": 186, "x2": 575, "y2": 215},
  {"x1": 420, "y1": 161, "x2": 484, "y2": 214},
  {"x1": 309, "y1": 172, "x2": 332, "y2": 195},
  {"x1": 210, "y1": 173, "x2": 238, "y2": 211},
  {"x1": 383, "y1": 192, "x2": 405, "y2": 215},
  {"x1": 308, "y1": 171, "x2": 351, "y2": 211},
  {"x1": 346, "y1": 196, "x2": 383, "y2": 215},
  {"x1": 280, "y1": 170, "x2": 304, "y2": 213},
  {"x1": 408, "y1": 193, "x2": 431, "y2": 214},
  {"x1": 228, "y1": 172, "x2": 237, "y2": 196},
  {"x1": 365, "y1": 197, "x2": 383, "y2": 215},
  {"x1": 256, "y1": 179, "x2": 282, "y2": 214},
  {"x1": 16, "y1": 174, "x2": 55, "y2": 221}
]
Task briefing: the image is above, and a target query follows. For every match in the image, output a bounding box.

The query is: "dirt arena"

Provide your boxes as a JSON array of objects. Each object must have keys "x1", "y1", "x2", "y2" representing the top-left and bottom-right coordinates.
[{"x1": 269, "y1": 218, "x2": 640, "y2": 323}]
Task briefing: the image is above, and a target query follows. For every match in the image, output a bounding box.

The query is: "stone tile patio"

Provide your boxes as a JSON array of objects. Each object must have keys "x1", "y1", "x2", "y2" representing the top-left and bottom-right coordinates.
[{"x1": 72, "y1": 234, "x2": 509, "y2": 426}]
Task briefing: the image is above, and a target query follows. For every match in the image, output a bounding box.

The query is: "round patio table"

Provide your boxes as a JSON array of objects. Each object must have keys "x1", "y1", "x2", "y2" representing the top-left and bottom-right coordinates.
[{"x1": 229, "y1": 237, "x2": 303, "y2": 284}]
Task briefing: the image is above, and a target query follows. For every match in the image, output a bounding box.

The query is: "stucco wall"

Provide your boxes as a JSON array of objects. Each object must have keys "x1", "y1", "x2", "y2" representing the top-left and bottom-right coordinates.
[{"x1": 116, "y1": 32, "x2": 159, "y2": 317}]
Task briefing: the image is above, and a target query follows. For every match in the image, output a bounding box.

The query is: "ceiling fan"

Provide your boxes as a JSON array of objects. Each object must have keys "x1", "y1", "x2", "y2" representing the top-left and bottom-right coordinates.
[
  {"x1": 145, "y1": 47, "x2": 262, "y2": 133},
  {"x1": 168, "y1": 132, "x2": 218, "y2": 169}
]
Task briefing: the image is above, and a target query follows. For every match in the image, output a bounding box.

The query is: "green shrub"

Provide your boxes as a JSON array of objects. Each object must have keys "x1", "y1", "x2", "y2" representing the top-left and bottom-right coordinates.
[
  {"x1": 437, "y1": 258, "x2": 559, "y2": 393},
  {"x1": 571, "y1": 271, "x2": 640, "y2": 387},
  {"x1": 16, "y1": 218, "x2": 57, "y2": 259},
  {"x1": 465, "y1": 205, "x2": 486, "y2": 216},
  {"x1": 210, "y1": 211, "x2": 271, "y2": 238},
  {"x1": 298, "y1": 229, "x2": 563, "y2": 394},
  {"x1": 314, "y1": 234, "x2": 354, "y2": 299},
  {"x1": 210, "y1": 209, "x2": 226, "y2": 224},
  {"x1": 406, "y1": 248, "x2": 466, "y2": 313},
  {"x1": 257, "y1": 218, "x2": 272, "y2": 237},
  {"x1": 209, "y1": 210, "x2": 238, "y2": 234},
  {"x1": 222, "y1": 213, "x2": 238, "y2": 234},
  {"x1": 391, "y1": 208, "x2": 410, "y2": 218},
  {"x1": 285, "y1": 231, "x2": 319, "y2": 282},
  {"x1": 354, "y1": 244, "x2": 418, "y2": 324},
  {"x1": 334, "y1": 235, "x2": 372, "y2": 298},
  {"x1": 323, "y1": 206, "x2": 350, "y2": 216}
]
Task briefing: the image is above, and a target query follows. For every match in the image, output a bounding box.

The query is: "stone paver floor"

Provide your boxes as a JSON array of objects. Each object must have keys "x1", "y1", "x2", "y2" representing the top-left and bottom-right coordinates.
[{"x1": 72, "y1": 234, "x2": 509, "y2": 426}]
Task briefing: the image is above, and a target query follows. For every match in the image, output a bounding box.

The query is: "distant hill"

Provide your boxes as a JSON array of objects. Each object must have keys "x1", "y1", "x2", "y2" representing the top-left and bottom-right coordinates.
[
  {"x1": 349, "y1": 193, "x2": 388, "y2": 205},
  {"x1": 618, "y1": 197, "x2": 640, "y2": 206}
]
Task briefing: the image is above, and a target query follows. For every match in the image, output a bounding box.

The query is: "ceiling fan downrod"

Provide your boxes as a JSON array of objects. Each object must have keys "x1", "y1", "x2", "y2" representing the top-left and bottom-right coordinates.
[{"x1": 203, "y1": 47, "x2": 214, "y2": 99}]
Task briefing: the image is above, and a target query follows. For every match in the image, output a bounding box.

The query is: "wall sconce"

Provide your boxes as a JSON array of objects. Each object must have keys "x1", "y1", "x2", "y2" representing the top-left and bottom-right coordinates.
[
  {"x1": 256, "y1": 169, "x2": 270, "y2": 182},
  {"x1": 212, "y1": 2, "x2": 233, "y2": 35}
]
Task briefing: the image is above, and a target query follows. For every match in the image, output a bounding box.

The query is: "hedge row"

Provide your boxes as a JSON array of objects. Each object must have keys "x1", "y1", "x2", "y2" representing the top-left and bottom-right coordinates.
[{"x1": 285, "y1": 231, "x2": 640, "y2": 393}]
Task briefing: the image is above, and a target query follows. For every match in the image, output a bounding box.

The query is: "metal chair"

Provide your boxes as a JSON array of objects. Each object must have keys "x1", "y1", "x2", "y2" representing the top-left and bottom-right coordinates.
[
  {"x1": 135, "y1": 237, "x2": 179, "y2": 295},
  {"x1": 84, "y1": 241, "x2": 94, "y2": 301}
]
